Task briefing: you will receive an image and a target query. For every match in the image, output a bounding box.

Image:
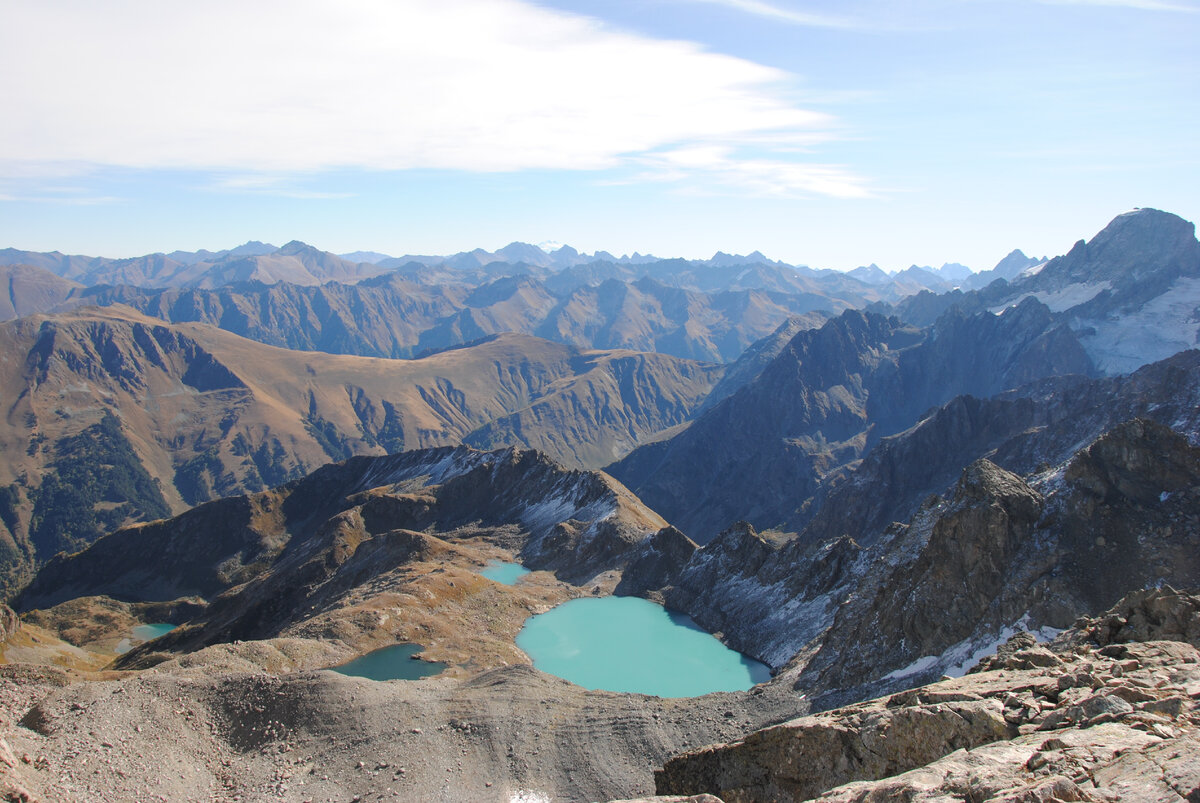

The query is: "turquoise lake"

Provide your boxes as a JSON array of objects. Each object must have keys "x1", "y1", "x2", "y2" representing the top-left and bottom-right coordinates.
[
  {"x1": 115, "y1": 622, "x2": 177, "y2": 654},
  {"x1": 516, "y1": 596, "x2": 771, "y2": 697},
  {"x1": 329, "y1": 644, "x2": 448, "y2": 681},
  {"x1": 479, "y1": 560, "x2": 531, "y2": 585}
]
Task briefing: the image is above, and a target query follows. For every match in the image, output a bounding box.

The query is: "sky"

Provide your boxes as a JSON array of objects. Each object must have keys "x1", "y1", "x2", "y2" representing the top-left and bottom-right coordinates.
[{"x1": 1, "y1": 0, "x2": 1197, "y2": 272}]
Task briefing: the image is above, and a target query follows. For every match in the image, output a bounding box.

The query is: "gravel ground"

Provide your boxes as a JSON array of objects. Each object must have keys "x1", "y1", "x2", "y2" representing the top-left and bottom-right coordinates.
[{"x1": 0, "y1": 657, "x2": 807, "y2": 803}]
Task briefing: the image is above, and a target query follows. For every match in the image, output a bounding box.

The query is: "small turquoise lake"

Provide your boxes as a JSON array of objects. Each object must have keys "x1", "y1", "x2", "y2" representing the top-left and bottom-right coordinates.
[
  {"x1": 329, "y1": 644, "x2": 447, "y2": 681},
  {"x1": 115, "y1": 622, "x2": 176, "y2": 654},
  {"x1": 516, "y1": 596, "x2": 771, "y2": 697},
  {"x1": 480, "y1": 560, "x2": 531, "y2": 585}
]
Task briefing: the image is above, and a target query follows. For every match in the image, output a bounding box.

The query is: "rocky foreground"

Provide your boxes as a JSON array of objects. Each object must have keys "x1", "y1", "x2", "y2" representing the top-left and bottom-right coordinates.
[
  {"x1": 0, "y1": 589, "x2": 1195, "y2": 802},
  {"x1": 0, "y1": 657, "x2": 804, "y2": 802},
  {"x1": 654, "y1": 587, "x2": 1200, "y2": 802}
]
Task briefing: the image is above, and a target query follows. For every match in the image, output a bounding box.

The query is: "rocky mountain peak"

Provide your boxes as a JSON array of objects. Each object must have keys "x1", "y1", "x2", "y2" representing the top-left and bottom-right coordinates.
[
  {"x1": 704, "y1": 521, "x2": 779, "y2": 562},
  {"x1": 848, "y1": 264, "x2": 890, "y2": 285},
  {"x1": 990, "y1": 248, "x2": 1042, "y2": 280},
  {"x1": 1036, "y1": 207, "x2": 1199, "y2": 286},
  {"x1": 227, "y1": 241, "x2": 277, "y2": 257},
  {"x1": 1063, "y1": 417, "x2": 1199, "y2": 506},
  {"x1": 494, "y1": 242, "x2": 551, "y2": 265},
  {"x1": 953, "y1": 458, "x2": 1043, "y2": 521},
  {"x1": 275, "y1": 240, "x2": 319, "y2": 256}
]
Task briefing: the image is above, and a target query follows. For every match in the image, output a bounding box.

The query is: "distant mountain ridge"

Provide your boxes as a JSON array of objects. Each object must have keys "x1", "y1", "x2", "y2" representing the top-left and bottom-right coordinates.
[
  {"x1": 888, "y1": 208, "x2": 1200, "y2": 374},
  {"x1": 0, "y1": 307, "x2": 721, "y2": 594},
  {"x1": 0, "y1": 237, "x2": 979, "y2": 298},
  {"x1": 66, "y1": 273, "x2": 838, "y2": 363},
  {"x1": 0, "y1": 243, "x2": 997, "y2": 363}
]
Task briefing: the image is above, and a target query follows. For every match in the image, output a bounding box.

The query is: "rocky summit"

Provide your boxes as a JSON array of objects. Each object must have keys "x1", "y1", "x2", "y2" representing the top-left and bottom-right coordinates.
[{"x1": 655, "y1": 587, "x2": 1200, "y2": 802}]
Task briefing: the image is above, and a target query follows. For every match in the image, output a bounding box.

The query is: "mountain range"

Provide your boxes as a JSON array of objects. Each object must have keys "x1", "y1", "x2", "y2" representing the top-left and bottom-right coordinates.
[
  {"x1": 0, "y1": 233, "x2": 1050, "y2": 366},
  {"x1": 2, "y1": 207, "x2": 1199, "y2": 802},
  {"x1": 0, "y1": 238, "x2": 977, "y2": 292}
]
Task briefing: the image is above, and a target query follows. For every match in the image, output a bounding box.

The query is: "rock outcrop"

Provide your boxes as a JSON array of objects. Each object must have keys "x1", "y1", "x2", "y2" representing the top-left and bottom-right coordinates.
[
  {"x1": 655, "y1": 588, "x2": 1200, "y2": 802},
  {"x1": 0, "y1": 605, "x2": 17, "y2": 644}
]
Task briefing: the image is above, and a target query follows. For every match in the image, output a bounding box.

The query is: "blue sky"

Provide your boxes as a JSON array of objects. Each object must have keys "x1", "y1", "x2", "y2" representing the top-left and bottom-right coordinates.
[{"x1": 1, "y1": 0, "x2": 1196, "y2": 271}]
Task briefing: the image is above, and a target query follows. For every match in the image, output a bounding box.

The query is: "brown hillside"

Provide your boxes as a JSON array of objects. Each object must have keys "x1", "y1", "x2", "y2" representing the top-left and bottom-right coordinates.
[{"x1": 0, "y1": 306, "x2": 720, "y2": 594}]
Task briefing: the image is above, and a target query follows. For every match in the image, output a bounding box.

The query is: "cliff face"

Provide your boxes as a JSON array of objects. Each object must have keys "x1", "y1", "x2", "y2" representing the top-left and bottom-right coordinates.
[
  {"x1": 609, "y1": 299, "x2": 1093, "y2": 544},
  {"x1": 620, "y1": 351, "x2": 1200, "y2": 702},
  {"x1": 795, "y1": 417, "x2": 1200, "y2": 711},
  {"x1": 655, "y1": 588, "x2": 1200, "y2": 803}
]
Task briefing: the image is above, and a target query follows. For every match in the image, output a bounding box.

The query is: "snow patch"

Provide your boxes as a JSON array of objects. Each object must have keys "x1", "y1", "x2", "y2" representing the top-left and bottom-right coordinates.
[
  {"x1": 1076, "y1": 276, "x2": 1200, "y2": 375},
  {"x1": 1019, "y1": 260, "x2": 1048, "y2": 277},
  {"x1": 883, "y1": 654, "x2": 939, "y2": 681},
  {"x1": 677, "y1": 556, "x2": 841, "y2": 668},
  {"x1": 509, "y1": 792, "x2": 552, "y2": 803},
  {"x1": 519, "y1": 493, "x2": 580, "y2": 532},
  {"x1": 939, "y1": 613, "x2": 1064, "y2": 678},
  {"x1": 989, "y1": 281, "x2": 1111, "y2": 315}
]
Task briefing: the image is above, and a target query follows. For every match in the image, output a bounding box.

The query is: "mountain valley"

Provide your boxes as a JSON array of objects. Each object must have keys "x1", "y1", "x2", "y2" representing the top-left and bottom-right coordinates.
[
  {"x1": 1, "y1": 208, "x2": 1199, "y2": 802},
  {"x1": 0, "y1": 307, "x2": 720, "y2": 593}
]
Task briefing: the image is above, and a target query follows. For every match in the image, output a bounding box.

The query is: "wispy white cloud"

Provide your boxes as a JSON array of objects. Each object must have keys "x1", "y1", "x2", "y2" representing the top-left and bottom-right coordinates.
[
  {"x1": 0, "y1": 0, "x2": 859, "y2": 199},
  {"x1": 1037, "y1": 0, "x2": 1197, "y2": 11},
  {"x1": 0, "y1": 193, "x2": 121, "y2": 206},
  {"x1": 621, "y1": 144, "x2": 874, "y2": 198},
  {"x1": 680, "y1": 0, "x2": 855, "y2": 27},
  {"x1": 207, "y1": 175, "x2": 353, "y2": 200}
]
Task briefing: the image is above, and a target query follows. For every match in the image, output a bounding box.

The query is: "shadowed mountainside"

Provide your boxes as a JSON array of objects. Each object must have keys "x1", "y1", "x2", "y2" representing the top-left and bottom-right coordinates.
[
  {"x1": 0, "y1": 307, "x2": 720, "y2": 595},
  {"x1": 617, "y1": 350, "x2": 1200, "y2": 706},
  {"x1": 609, "y1": 299, "x2": 1093, "y2": 543}
]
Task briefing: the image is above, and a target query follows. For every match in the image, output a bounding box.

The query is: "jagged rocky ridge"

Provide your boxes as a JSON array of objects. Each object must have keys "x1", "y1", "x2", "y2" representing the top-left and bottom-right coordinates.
[
  {"x1": 654, "y1": 587, "x2": 1200, "y2": 802},
  {"x1": 609, "y1": 296, "x2": 1093, "y2": 543},
  {"x1": 0, "y1": 237, "x2": 952, "y2": 299},
  {"x1": 618, "y1": 349, "x2": 1200, "y2": 706},
  {"x1": 888, "y1": 208, "x2": 1200, "y2": 375}
]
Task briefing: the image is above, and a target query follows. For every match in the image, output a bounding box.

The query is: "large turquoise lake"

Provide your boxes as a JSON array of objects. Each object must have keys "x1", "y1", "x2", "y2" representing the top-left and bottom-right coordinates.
[{"x1": 516, "y1": 596, "x2": 771, "y2": 697}]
